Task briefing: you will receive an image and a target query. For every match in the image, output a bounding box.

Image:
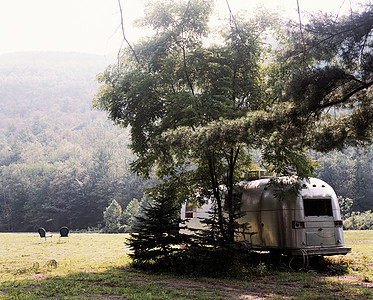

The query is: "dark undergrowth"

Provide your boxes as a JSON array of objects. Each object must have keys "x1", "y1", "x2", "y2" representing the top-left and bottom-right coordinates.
[{"x1": 130, "y1": 246, "x2": 350, "y2": 279}]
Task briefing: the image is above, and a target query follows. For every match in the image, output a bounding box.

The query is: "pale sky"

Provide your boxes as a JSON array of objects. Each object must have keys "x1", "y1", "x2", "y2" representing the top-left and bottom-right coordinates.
[{"x1": 0, "y1": 0, "x2": 364, "y2": 56}]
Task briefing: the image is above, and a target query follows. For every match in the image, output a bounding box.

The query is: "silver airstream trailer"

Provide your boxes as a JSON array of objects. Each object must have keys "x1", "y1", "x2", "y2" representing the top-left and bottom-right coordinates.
[{"x1": 181, "y1": 174, "x2": 351, "y2": 257}]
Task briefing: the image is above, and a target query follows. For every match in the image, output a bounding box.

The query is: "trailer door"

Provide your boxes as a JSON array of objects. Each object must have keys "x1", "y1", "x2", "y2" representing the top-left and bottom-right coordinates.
[{"x1": 303, "y1": 198, "x2": 336, "y2": 246}]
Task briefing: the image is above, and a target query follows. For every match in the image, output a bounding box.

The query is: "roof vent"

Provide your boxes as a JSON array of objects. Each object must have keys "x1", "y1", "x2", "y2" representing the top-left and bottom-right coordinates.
[{"x1": 245, "y1": 170, "x2": 271, "y2": 181}]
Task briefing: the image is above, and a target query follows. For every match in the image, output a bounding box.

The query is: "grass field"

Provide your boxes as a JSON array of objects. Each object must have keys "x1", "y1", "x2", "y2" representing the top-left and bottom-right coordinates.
[{"x1": 0, "y1": 231, "x2": 372, "y2": 299}]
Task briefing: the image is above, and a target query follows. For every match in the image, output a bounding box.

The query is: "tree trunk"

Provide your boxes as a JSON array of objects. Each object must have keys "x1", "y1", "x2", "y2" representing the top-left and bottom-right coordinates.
[{"x1": 207, "y1": 154, "x2": 227, "y2": 242}]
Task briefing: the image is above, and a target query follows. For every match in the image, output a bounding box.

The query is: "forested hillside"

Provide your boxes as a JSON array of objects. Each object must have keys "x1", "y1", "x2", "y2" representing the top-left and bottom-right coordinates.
[
  {"x1": 0, "y1": 52, "x2": 146, "y2": 232},
  {"x1": 0, "y1": 52, "x2": 371, "y2": 232},
  {"x1": 314, "y1": 147, "x2": 373, "y2": 212}
]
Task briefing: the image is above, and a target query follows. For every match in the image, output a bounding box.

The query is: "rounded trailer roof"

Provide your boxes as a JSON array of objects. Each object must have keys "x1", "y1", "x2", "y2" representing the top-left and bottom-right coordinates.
[
  {"x1": 237, "y1": 177, "x2": 338, "y2": 212},
  {"x1": 238, "y1": 177, "x2": 336, "y2": 199}
]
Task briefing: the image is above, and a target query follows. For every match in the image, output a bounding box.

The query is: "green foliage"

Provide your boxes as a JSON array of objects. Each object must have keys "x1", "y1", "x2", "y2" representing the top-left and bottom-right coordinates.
[
  {"x1": 338, "y1": 196, "x2": 354, "y2": 220},
  {"x1": 175, "y1": 243, "x2": 257, "y2": 277},
  {"x1": 266, "y1": 4, "x2": 373, "y2": 152},
  {"x1": 94, "y1": 1, "x2": 292, "y2": 245},
  {"x1": 314, "y1": 146, "x2": 373, "y2": 212},
  {"x1": 94, "y1": 0, "x2": 273, "y2": 173},
  {"x1": 127, "y1": 186, "x2": 188, "y2": 270},
  {"x1": 95, "y1": 1, "x2": 373, "y2": 252},
  {"x1": 175, "y1": 203, "x2": 258, "y2": 277},
  {"x1": 261, "y1": 135, "x2": 320, "y2": 179},
  {"x1": 0, "y1": 52, "x2": 147, "y2": 231},
  {"x1": 103, "y1": 199, "x2": 123, "y2": 233},
  {"x1": 344, "y1": 211, "x2": 373, "y2": 230},
  {"x1": 121, "y1": 197, "x2": 144, "y2": 232}
]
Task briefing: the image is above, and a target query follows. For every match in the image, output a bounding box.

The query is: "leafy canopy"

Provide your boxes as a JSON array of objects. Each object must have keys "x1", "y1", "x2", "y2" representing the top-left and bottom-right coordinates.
[
  {"x1": 94, "y1": 1, "x2": 373, "y2": 247},
  {"x1": 94, "y1": 0, "x2": 291, "y2": 243},
  {"x1": 266, "y1": 4, "x2": 373, "y2": 152},
  {"x1": 94, "y1": 0, "x2": 277, "y2": 182}
]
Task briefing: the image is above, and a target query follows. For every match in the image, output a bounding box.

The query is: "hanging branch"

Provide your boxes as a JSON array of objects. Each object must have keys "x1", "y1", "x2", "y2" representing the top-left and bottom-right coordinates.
[
  {"x1": 225, "y1": 0, "x2": 240, "y2": 35},
  {"x1": 118, "y1": 0, "x2": 140, "y2": 64},
  {"x1": 317, "y1": 79, "x2": 373, "y2": 110},
  {"x1": 296, "y1": 0, "x2": 307, "y2": 62},
  {"x1": 334, "y1": 0, "x2": 347, "y2": 22},
  {"x1": 180, "y1": 0, "x2": 195, "y2": 95},
  {"x1": 225, "y1": 0, "x2": 249, "y2": 45},
  {"x1": 225, "y1": 0, "x2": 265, "y2": 47}
]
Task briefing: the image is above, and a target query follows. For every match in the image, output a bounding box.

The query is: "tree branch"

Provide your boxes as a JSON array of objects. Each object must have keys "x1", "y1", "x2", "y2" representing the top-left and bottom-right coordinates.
[
  {"x1": 306, "y1": 21, "x2": 368, "y2": 53},
  {"x1": 225, "y1": 0, "x2": 240, "y2": 36},
  {"x1": 118, "y1": 0, "x2": 140, "y2": 64},
  {"x1": 178, "y1": 0, "x2": 195, "y2": 94},
  {"x1": 296, "y1": 0, "x2": 307, "y2": 62},
  {"x1": 318, "y1": 79, "x2": 373, "y2": 110}
]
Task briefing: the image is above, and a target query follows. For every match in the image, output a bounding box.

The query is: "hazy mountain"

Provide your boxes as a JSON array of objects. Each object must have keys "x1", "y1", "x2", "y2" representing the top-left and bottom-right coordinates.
[{"x1": 0, "y1": 52, "x2": 145, "y2": 231}]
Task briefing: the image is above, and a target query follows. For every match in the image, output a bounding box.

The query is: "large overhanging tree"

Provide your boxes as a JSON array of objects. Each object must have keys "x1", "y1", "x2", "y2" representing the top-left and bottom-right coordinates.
[
  {"x1": 196, "y1": 4, "x2": 373, "y2": 169},
  {"x1": 159, "y1": 3, "x2": 373, "y2": 191},
  {"x1": 98, "y1": 0, "x2": 264, "y2": 243},
  {"x1": 94, "y1": 0, "x2": 317, "y2": 244}
]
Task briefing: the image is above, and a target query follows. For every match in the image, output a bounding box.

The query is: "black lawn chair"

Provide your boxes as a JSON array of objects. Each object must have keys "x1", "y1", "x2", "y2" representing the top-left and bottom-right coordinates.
[
  {"x1": 38, "y1": 227, "x2": 52, "y2": 240},
  {"x1": 59, "y1": 226, "x2": 69, "y2": 241}
]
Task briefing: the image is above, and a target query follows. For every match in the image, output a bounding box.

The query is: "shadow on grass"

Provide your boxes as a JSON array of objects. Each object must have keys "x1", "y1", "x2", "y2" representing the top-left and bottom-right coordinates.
[{"x1": 0, "y1": 264, "x2": 372, "y2": 299}]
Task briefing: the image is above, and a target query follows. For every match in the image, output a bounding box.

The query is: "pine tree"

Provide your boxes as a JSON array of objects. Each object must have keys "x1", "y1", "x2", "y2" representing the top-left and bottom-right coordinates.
[
  {"x1": 103, "y1": 199, "x2": 123, "y2": 233},
  {"x1": 127, "y1": 188, "x2": 188, "y2": 270}
]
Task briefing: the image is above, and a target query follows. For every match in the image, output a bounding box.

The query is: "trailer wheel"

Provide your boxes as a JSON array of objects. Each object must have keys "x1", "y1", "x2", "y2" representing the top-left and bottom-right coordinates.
[{"x1": 288, "y1": 251, "x2": 309, "y2": 271}]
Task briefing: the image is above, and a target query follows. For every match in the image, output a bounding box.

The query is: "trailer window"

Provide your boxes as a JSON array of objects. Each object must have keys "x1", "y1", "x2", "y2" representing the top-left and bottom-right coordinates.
[
  {"x1": 303, "y1": 198, "x2": 333, "y2": 217},
  {"x1": 185, "y1": 201, "x2": 196, "y2": 218}
]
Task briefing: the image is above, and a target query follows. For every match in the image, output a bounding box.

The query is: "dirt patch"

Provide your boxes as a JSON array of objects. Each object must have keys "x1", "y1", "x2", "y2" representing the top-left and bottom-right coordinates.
[
  {"x1": 134, "y1": 272, "x2": 373, "y2": 299},
  {"x1": 145, "y1": 276, "x2": 301, "y2": 299},
  {"x1": 31, "y1": 274, "x2": 48, "y2": 281},
  {"x1": 322, "y1": 274, "x2": 373, "y2": 289}
]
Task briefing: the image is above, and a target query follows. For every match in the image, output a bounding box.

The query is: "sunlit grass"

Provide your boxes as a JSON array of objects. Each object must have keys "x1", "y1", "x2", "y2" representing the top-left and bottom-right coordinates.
[
  {"x1": 344, "y1": 230, "x2": 373, "y2": 243},
  {"x1": 0, "y1": 231, "x2": 372, "y2": 299},
  {"x1": 325, "y1": 230, "x2": 373, "y2": 284},
  {"x1": 0, "y1": 232, "x2": 130, "y2": 283}
]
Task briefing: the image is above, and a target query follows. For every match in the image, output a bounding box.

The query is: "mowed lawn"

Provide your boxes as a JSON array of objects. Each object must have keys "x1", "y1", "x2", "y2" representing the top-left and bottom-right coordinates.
[
  {"x1": 0, "y1": 231, "x2": 372, "y2": 299},
  {"x1": 0, "y1": 232, "x2": 131, "y2": 282}
]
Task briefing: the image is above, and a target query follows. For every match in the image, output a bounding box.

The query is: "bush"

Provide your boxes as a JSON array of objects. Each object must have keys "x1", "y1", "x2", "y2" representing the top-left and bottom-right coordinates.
[
  {"x1": 174, "y1": 243, "x2": 260, "y2": 277},
  {"x1": 344, "y1": 210, "x2": 373, "y2": 230},
  {"x1": 121, "y1": 198, "x2": 143, "y2": 232},
  {"x1": 102, "y1": 199, "x2": 124, "y2": 233}
]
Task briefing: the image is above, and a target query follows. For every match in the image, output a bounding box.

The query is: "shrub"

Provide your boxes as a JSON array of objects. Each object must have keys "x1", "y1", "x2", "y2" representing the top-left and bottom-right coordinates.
[
  {"x1": 102, "y1": 199, "x2": 124, "y2": 233},
  {"x1": 344, "y1": 210, "x2": 373, "y2": 230}
]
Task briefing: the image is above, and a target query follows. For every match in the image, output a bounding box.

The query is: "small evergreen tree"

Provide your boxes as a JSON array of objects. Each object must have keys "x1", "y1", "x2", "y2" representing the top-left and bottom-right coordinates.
[
  {"x1": 121, "y1": 198, "x2": 143, "y2": 232},
  {"x1": 103, "y1": 199, "x2": 123, "y2": 233},
  {"x1": 182, "y1": 195, "x2": 254, "y2": 277},
  {"x1": 127, "y1": 186, "x2": 188, "y2": 270}
]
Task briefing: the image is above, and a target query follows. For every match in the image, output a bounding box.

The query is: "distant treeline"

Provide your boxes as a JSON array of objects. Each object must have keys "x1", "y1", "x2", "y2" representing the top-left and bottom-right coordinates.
[
  {"x1": 0, "y1": 52, "x2": 372, "y2": 232},
  {"x1": 0, "y1": 52, "x2": 147, "y2": 232},
  {"x1": 0, "y1": 121, "x2": 146, "y2": 231},
  {"x1": 314, "y1": 146, "x2": 373, "y2": 212}
]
